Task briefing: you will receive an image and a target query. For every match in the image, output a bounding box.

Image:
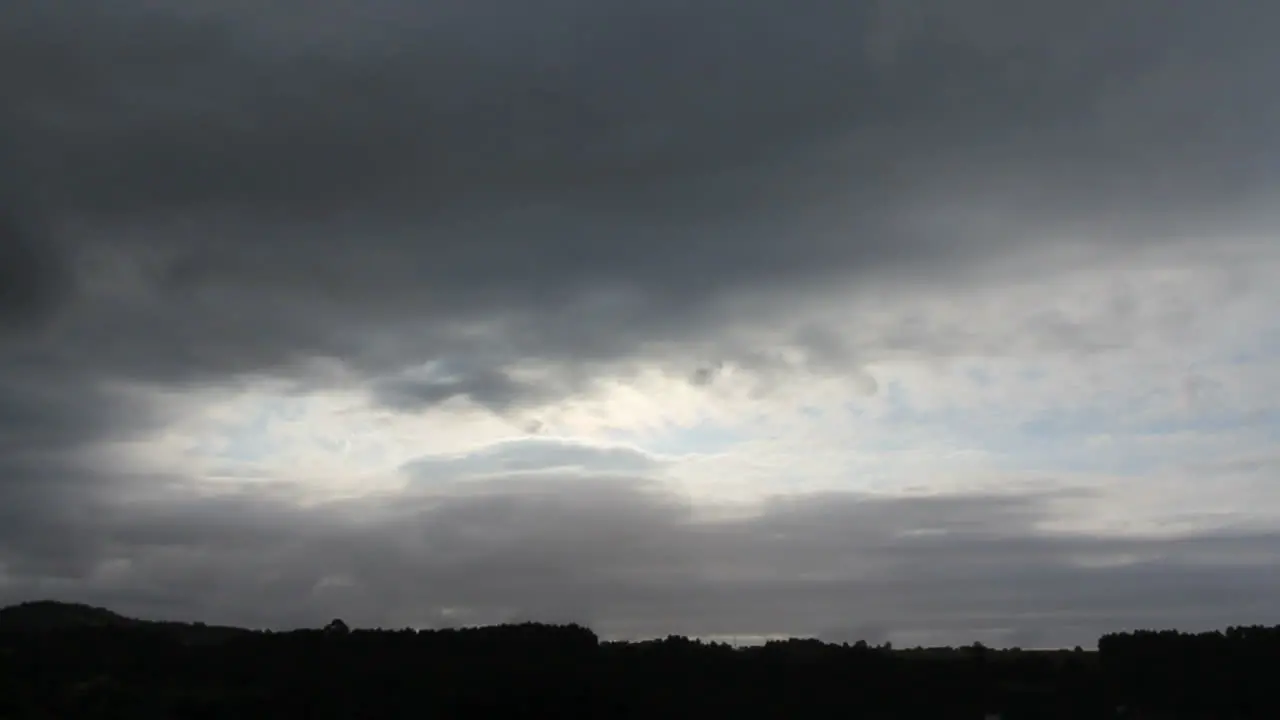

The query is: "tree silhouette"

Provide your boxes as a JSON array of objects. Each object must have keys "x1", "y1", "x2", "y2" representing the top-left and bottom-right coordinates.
[{"x1": 5, "y1": 600, "x2": 1280, "y2": 717}]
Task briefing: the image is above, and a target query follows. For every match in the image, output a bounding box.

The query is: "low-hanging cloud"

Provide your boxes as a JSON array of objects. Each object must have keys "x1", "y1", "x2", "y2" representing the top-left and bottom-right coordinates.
[{"x1": 4, "y1": 440, "x2": 1280, "y2": 646}]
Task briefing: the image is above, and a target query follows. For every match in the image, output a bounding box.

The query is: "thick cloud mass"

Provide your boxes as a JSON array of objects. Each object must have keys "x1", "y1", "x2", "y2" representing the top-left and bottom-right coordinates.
[
  {"x1": 2, "y1": 0, "x2": 1280, "y2": 643},
  {"x1": 7, "y1": 0, "x2": 1278, "y2": 386}
]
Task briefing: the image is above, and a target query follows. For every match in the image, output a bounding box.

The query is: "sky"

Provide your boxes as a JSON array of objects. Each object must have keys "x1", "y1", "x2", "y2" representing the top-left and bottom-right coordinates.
[{"x1": 2, "y1": 0, "x2": 1280, "y2": 649}]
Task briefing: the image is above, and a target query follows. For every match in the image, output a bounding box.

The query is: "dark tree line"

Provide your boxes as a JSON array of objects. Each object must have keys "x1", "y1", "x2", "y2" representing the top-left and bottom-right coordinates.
[{"x1": 0, "y1": 601, "x2": 1277, "y2": 718}]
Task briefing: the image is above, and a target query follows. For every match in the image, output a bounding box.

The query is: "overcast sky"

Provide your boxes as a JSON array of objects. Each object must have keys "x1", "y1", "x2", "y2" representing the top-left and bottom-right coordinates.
[{"x1": 3, "y1": 0, "x2": 1280, "y2": 648}]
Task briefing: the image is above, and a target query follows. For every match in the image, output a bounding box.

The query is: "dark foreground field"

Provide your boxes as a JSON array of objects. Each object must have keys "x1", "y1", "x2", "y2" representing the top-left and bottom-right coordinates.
[{"x1": 1, "y1": 601, "x2": 1277, "y2": 718}]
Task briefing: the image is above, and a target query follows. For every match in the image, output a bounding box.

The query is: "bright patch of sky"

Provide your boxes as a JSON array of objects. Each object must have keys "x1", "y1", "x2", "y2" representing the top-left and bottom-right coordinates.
[{"x1": 88, "y1": 245, "x2": 1280, "y2": 542}]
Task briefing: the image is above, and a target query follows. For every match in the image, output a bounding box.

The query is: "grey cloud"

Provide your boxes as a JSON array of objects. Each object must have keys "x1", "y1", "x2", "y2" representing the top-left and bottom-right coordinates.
[
  {"x1": 0, "y1": 137, "x2": 70, "y2": 333},
  {"x1": 372, "y1": 366, "x2": 554, "y2": 414},
  {"x1": 0, "y1": 367, "x2": 175, "y2": 579},
  {"x1": 403, "y1": 437, "x2": 663, "y2": 483},
  {"x1": 689, "y1": 362, "x2": 723, "y2": 387},
  {"x1": 0, "y1": 207, "x2": 63, "y2": 331},
  {"x1": 2, "y1": 0, "x2": 1275, "y2": 404},
  {"x1": 2, "y1": 0, "x2": 1280, "y2": 641},
  {"x1": 5, "y1": 443, "x2": 1280, "y2": 646}
]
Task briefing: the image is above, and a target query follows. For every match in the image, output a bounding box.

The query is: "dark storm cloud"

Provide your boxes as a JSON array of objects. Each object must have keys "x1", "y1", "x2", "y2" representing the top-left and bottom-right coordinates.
[
  {"x1": 3, "y1": 0, "x2": 1277, "y2": 395},
  {"x1": 0, "y1": 135, "x2": 70, "y2": 333},
  {"x1": 0, "y1": 203, "x2": 62, "y2": 331},
  {"x1": 2, "y1": 0, "x2": 1280, "y2": 637}
]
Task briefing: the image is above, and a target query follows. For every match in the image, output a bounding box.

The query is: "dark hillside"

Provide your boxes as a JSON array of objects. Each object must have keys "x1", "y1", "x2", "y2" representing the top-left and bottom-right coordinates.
[
  {"x1": 0, "y1": 600, "x2": 139, "y2": 630},
  {"x1": 0, "y1": 600, "x2": 1276, "y2": 718}
]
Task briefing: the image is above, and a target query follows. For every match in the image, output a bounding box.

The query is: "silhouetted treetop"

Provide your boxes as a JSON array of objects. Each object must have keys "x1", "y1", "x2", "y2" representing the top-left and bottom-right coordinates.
[{"x1": 4, "y1": 600, "x2": 1280, "y2": 718}]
